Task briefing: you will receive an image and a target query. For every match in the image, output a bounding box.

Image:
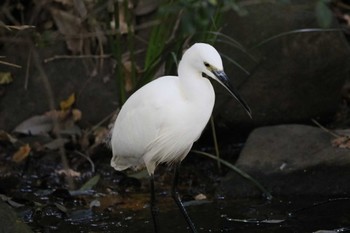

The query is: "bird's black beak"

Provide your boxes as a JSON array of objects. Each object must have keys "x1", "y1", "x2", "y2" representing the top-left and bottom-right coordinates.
[{"x1": 213, "y1": 70, "x2": 252, "y2": 118}]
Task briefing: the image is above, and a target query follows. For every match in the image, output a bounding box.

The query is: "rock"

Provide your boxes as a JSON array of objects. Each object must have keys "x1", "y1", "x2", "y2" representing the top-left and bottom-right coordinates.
[
  {"x1": 0, "y1": 42, "x2": 118, "y2": 132},
  {"x1": 0, "y1": 201, "x2": 33, "y2": 233},
  {"x1": 214, "y1": 1, "x2": 350, "y2": 129},
  {"x1": 220, "y1": 124, "x2": 350, "y2": 197}
]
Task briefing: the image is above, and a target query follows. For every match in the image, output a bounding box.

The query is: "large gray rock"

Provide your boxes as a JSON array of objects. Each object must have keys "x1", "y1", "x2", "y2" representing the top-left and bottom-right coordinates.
[
  {"x1": 220, "y1": 124, "x2": 350, "y2": 197},
  {"x1": 215, "y1": 1, "x2": 350, "y2": 128}
]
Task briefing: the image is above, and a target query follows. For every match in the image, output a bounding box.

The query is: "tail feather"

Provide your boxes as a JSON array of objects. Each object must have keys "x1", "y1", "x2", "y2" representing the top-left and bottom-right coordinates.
[{"x1": 111, "y1": 155, "x2": 143, "y2": 171}]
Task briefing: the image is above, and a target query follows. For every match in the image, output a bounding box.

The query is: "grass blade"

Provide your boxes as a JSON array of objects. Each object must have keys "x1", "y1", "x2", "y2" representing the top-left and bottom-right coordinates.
[
  {"x1": 251, "y1": 28, "x2": 343, "y2": 50},
  {"x1": 191, "y1": 150, "x2": 273, "y2": 200}
]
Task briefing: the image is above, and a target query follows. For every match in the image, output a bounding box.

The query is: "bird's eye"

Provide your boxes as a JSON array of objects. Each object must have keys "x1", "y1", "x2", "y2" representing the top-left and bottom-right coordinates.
[{"x1": 204, "y1": 62, "x2": 210, "y2": 68}]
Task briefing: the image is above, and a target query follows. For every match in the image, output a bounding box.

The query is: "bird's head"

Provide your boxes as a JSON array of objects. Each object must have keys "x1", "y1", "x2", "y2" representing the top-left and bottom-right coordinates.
[{"x1": 184, "y1": 43, "x2": 252, "y2": 118}]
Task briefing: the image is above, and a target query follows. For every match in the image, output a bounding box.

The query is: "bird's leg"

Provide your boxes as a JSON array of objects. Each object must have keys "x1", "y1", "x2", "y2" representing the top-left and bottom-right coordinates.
[
  {"x1": 171, "y1": 164, "x2": 198, "y2": 233},
  {"x1": 150, "y1": 174, "x2": 159, "y2": 233}
]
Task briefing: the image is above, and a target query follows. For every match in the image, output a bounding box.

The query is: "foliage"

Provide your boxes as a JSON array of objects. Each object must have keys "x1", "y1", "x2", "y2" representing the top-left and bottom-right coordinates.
[
  {"x1": 111, "y1": 0, "x2": 335, "y2": 104},
  {"x1": 111, "y1": 0, "x2": 227, "y2": 104},
  {"x1": 316, "y1": 0, "x2": 333, "y2": 28}
]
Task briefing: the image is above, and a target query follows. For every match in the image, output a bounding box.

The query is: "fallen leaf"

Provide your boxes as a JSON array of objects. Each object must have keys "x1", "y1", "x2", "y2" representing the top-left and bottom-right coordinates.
[
  {"x1": 93, "y1": 127, "x2": 109, "y2": 145},
  {"x1": 0, "y1": 130, "x2": 17, "y2": 143},
  {"x1": 72, "y1": 109, "x2": 82, "y2": 122},
  {"x1": 7, "y1": 199, "x2": 25, "y2": 208},
  {"x1": 331, "y1": 136, "x2": 350, "y2": 149},
  {"x1": 339, "y1": 141, "x2": 350, "y2": 149},
  {"x1": 0, "y1": 194, "x2": 10, "y2": 201},
  {"x1": 89, "y1": 199, "x2": 101, "y2": 208},
  {"x1": 194, "y1": 193, "x2": 207, "y2": 201},
  {"x1": 60, "y1": 93, "x2": 76, "y2": 111},
  {"x1": 13, "y1": 115, "x2": 53, "y2": 135},
  {"x1": 54, "y1": 202, "x2": 68, "y2": 213},
  {"x1": 0, "y1": 72, "x2": 13, "y2": 84},
  {"x1": 0, "y1": 194, "x2": 24, "y2": 207},
  {"x1": 56, "y1": 168, "x2": 81, "y2": 177},
  {"x1": 44, "y1": 109, "x2": 82, "y2": 137},
  {"x1": 12, "y1": 144, "x2": 31, "y2": 163}
]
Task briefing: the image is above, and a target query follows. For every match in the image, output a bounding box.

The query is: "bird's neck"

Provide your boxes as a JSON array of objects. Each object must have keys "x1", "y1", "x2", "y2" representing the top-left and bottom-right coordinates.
[{"x1": 178, "y1": 63, "x2": 215, "y2": 103}]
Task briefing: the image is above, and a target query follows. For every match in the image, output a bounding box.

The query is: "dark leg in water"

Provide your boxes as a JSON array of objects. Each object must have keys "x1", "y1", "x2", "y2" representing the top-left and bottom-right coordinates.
[
  {"x1": 150, "y1": 174, "x2": 159, "y2": 233},
  {"x1": 171, "y1": 164, "x2": 198, "y2": 233}
]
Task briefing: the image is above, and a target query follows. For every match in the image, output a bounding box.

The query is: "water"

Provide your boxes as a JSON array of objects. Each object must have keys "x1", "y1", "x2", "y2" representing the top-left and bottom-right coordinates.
[
  {"x1": 26, "y1": 195, "x2": 350, "y2": 232},
  {"x1": 130, "y1": 196, "x2": 350, "y2": 233},
  {"x1": 3, "y1": 141, "x2": 349, "y2": 232}
]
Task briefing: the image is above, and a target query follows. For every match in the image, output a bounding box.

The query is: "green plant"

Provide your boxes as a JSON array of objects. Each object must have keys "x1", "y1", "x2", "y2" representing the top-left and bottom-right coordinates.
[
  {"x1": 316, "y1": 0, "x2": 333, "y2": 28},
  {"x1": 111, "y1": 0, "x2": 231, "y2": 103}
]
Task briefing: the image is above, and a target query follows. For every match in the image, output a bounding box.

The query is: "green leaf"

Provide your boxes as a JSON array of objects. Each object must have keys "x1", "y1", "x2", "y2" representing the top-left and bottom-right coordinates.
[
  {"x1": 79, "y1": 174, "x2": 100, "y2": 191},
  {"x1": 316, "y1": 0, "x2": 333, "y2": 28}
]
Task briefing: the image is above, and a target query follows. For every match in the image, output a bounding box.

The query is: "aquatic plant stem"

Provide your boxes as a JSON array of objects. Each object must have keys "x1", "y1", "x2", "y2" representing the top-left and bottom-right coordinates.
[
  {"x1": 210, "y1": 115, "x2": 222, "y2": 173},
  {"x1": 192, "y1": 150, "x2": 272, "y2": 200}
]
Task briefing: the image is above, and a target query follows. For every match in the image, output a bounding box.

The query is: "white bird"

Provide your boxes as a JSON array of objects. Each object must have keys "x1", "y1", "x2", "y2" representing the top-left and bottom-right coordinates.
[{"x1": 110, "y1": 43, "x2": 251, "y2": 233}]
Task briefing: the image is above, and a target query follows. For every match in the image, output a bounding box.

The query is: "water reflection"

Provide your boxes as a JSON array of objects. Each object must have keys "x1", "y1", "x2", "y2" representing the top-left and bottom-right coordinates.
[{"x1": 79, "y1": 196, "x2": 350, "y2": 233}]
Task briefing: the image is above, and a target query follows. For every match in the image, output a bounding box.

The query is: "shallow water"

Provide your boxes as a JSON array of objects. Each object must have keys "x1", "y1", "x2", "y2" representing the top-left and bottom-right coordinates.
[
  {"x1": 2, "y1": 140, "x2": 349, "y2": 232},
  {"x1": 123, "y1": 196, "x2": 350, "y2": 233},
  {"x1": 27, "y1": 195, "x2": 350, "y2": 233}
]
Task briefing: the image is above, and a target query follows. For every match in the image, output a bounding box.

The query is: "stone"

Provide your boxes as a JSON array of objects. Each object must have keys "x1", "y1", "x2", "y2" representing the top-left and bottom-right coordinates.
[
  {"x1": 220, "y1": 124, "x2": 350, "y2": 197},
  {"x1": 0, "y1": 42, "x2": 118, "y2": 132},
  {"x1": 215, "y1": 1, "x2": 350, "y2": 129},
  {"x1": 0, "y1": 201, "x2": 33, "y2": 233}
]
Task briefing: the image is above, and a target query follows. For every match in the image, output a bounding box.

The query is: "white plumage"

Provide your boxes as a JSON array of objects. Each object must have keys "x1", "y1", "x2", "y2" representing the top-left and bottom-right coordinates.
[{"x1": 110, "y1": 43, "x2": 251, "y2": 175}]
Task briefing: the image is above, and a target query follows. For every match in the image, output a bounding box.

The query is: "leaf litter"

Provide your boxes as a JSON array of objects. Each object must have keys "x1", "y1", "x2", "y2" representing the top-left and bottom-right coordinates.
[{"x1": 12, "y1": 144, "x2": 31, "y2": 163}]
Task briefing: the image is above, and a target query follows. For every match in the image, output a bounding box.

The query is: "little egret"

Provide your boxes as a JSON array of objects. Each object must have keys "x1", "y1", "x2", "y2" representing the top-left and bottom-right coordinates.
[{"x1": 111, "y1": 43, "x2": 251, "y2": 233}]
